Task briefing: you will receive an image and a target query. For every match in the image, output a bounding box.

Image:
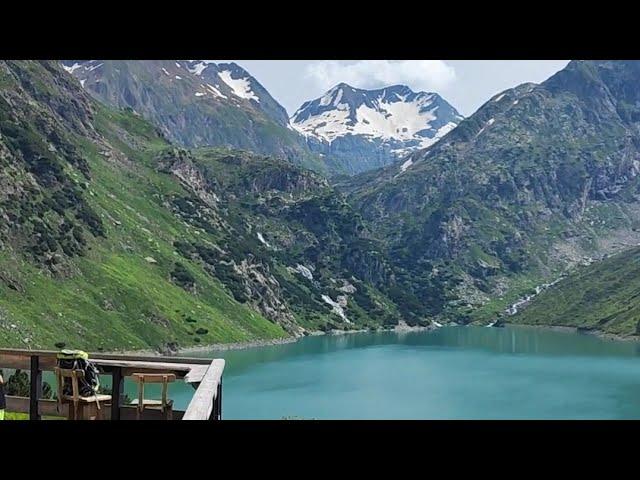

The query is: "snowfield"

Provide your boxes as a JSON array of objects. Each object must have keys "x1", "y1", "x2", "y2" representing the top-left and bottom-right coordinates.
[
  {"x1": 290, "y1": 84, "x2": 462, "y2": 155},
  {"x1": 218, "y1": 70, "x2": 259, "y2": 102}
]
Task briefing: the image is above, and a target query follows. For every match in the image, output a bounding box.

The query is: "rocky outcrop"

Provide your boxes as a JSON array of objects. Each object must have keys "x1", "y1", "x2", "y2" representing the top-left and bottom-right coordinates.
[
  {"x1": 233, "y1": 258, "x2": 303, "y2": 335},
  {"x1": 156, "y1": 148, "x2": 219, "y2": 206}
]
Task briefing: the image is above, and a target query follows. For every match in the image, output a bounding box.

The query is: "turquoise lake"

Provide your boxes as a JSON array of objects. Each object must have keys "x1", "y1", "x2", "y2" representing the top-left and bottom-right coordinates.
[{"x1": 124, "y1": 326, "x2": 640, "y2": 419}]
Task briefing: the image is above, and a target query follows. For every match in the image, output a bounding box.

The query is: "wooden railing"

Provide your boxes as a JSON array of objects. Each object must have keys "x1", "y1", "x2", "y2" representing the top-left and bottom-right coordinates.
[
  {"x1": 0, "y1": 348, "x2": 225, "y2": 420},
  {"x1": 183, "y1": 359, "x2": 224, "y2": 420}
]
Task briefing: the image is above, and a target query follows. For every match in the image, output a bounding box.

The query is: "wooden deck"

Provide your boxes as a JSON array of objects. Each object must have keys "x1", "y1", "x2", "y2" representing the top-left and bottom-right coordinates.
[{"x1": 0, "y1": 348, "x2": 225, "y2": 420}]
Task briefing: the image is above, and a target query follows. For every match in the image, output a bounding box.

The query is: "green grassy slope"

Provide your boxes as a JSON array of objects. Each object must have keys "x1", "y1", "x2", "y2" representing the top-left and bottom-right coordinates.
[
  {"x1": 511, "y1": 246, "x2": 640, "y2": 337},
  {"x1": 0, "y1": 63, "x2": 286, "y2": 351},
  {"x1": 0, "y1": 106, "x2": 286, "y2": 351}
]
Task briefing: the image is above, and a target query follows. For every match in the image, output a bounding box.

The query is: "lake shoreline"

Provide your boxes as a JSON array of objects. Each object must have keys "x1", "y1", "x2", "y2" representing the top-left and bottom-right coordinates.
[
  {"x1": 107, "y1": 323, "x2": 437, "y2": 356},
  {"x1": 109, "y1": 320, "x2": 640, "y2": 357},
  {"x1": 501, "y1": 322, "x2": 640, "y2": 343},
  {"x1": 109, "y1": 336, "x2": 298, "y2": 357},
  {"x1": 101, "y1": 321, "x2": 638, "y2": 357}
]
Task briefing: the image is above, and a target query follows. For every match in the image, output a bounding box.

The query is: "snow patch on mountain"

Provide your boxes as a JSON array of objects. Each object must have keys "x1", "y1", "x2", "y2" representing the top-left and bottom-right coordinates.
[
  {"x1": 205, "y1": 83, "x2": 227, "y2": 99},
  {"x1": 218, "y1": 70, "x2": 259, "y2": 102},
  {"x1": 321, "y1": 294, "x2": 350, "y2": 323},
  {"x1": 62, "y1": 62, "x2": 83, "y2": 74},
  {"x1": 400, "y1": 158, "x2": 413, "y2": 172},
  {"x1": 257, "y1": 232, "x2": 270, "y2": 247},
  {"x1": 62, "y1": 61, "x2": 103, "y2": 76},
  {"x1": 187, "y1": 61, "x2": 208, "y2": 76},
  {"x1": 476, "y1": 118, "x2": 495, "y2": 137}
]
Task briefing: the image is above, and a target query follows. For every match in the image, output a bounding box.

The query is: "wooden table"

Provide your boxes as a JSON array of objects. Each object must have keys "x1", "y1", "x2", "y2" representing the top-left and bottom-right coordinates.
[{"x1": 93, "y1": 359, "x2": 210, "y2": 420}]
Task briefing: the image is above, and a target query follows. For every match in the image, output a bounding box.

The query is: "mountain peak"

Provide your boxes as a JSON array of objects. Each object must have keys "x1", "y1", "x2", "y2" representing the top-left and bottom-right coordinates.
[
  {"x1": 216, "y1": 62, "x2": 247, "y2": 76},
  {"x1": 332, "y1": 82, "x2": 355, "y2": 91},
  {"x1": 290, "y1": 83, "x2": 463, "y2": 157}
]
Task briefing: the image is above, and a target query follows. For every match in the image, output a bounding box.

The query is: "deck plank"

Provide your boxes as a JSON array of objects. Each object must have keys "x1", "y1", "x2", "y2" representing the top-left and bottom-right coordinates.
[{"x1": 184, "y1": 365, "x2": 209, "y2": 384}]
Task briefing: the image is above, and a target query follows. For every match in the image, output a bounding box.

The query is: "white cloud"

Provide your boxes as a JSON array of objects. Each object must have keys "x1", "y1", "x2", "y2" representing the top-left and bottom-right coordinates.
[{"x1": 305, "y1": 60, "x2": 457, "y2": 93}]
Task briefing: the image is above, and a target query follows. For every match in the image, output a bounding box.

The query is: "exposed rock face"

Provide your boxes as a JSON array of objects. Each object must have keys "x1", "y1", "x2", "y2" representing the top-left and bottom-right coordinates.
[
  {"x1": 60, "y1": 60, "x2": 325, "y2": 173},
  {"x1": 157, "y1": 148, "x2": 219, "y2": 206},
  {"x1": 233, "y1": 258, "x2": 303, "y2": 336}
]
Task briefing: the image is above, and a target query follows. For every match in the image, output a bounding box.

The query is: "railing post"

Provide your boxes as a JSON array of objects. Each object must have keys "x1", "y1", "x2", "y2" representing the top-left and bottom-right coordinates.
[
  {"x1": 111, "y1": 367, "x2": 123, "y2": 421},
  {"x1": 217, "y1": 380, "x2": 222, "y2": 420},
  {"x1": 29, "y1": 355, "x2": 42, "y2": 421},
  {"x1": 210, "y1": 379, "x2": 222, "y2": 420}
]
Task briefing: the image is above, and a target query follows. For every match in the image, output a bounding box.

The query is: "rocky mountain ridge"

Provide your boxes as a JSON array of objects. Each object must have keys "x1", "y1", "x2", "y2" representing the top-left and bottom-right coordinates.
[
  {"x1": 60, "y1": 60, "x2": 326, "y2": 172},
  {"x1": 345, "y1": 60, "x2": 640, "y2": 324}
]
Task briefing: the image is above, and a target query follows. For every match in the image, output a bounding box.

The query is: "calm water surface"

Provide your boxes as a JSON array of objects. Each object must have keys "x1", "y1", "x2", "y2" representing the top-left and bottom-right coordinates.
[{"x1": 125, "y1": 326, "x2": 640, "y2": 419}]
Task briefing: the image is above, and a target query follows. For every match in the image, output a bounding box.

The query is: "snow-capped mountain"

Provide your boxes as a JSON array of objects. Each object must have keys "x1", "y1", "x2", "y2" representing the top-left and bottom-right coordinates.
[
  {"x1": 181, "y1": 61, "x2": 291, "y2": 126},
  {"x1": 291, "y1": 83, "x2": 463, "y2": 174},
  {"x1": 59, "y1": 60, "x2": 323, "y2": 171},
  {"x1": 61, "y1": 60, "x2": 290, "y2": 127}
]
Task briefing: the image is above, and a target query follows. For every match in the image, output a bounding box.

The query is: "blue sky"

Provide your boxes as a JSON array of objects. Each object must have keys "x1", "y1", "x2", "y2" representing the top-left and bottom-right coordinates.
[{"x1": 221, "y1": 60, "x2": 570, "y2": 117}]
